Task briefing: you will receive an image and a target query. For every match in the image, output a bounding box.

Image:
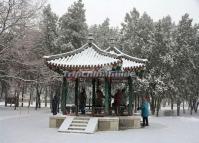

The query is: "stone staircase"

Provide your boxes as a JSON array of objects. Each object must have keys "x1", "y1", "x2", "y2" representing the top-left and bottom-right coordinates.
[{"x1": 58, "y1": 116, "x2": 98, "y2": 134}]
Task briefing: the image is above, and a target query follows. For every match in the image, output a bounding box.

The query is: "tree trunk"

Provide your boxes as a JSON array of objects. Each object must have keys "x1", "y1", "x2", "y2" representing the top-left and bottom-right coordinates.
[
  {"x1": 194, "y1": 99, "x2": 198, "y2": 113},
  {"x1": 39, "y1": 87, "x2": 42, "y2": 108},
  {"x1": 190, "y1": 100, "x2": 193, "y2": 115},
  {"x1": 0, "y1": 86, "x2": 4, "y2": 100},
  {"x1": 45, "y1": 87, "x2": 48, "y2": 107},
  {"x1": 195, "y1": 102, "x2": 199, "y2": 113},
  {"x1": 171, "y1": 98, "x2": 174, "y2": 110},
  {"x1": 28, "y1": 87, "x2": 33, "y2": 107},
  {"x1": 183, "y1": 101, "x2": 185, "y2": 114},
  {"x1": 156, "y1": 97, "x2": 161, "y2": 117},
  {"x1": 4, "y1": 88, "x2": 8, "y2": 107},
  {"x1": 177, "y1": 100, "x2": 181, "y2": 116},
  {"x1": 35, "y1": 84, "x2": 41, "y2": 110},
  {"x1": 151, "y1": 96, "x2": 155, "y2": 115},
  {"x1": 21, "y1": 86, "x2": 25, "y2": 107}
]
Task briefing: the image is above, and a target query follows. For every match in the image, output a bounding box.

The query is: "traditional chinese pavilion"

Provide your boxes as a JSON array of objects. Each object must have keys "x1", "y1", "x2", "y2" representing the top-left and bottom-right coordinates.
[{"x1": 44, "y1": 35, "x2": 147, "y2": 117}]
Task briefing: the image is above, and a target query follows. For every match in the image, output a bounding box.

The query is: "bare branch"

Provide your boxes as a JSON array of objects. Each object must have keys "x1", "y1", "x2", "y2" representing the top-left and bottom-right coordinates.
[{"x1": 0, "y1": 75, "x2": 45, "y2": 83}]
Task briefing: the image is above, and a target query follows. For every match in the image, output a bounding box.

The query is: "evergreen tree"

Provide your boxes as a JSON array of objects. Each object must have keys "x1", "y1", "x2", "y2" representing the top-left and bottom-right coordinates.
[
  {"x1": 58, "y1": 0, "x2": 88, "y2": 50},
  {"x1": 40, "y1": 4, "x2": 58, "y2": 54},
  {"x1": 137, "y1": 12, "x2": 154, "y2": 58},
  {"x1": 121, "y1": 8, "x2": 140, "y2": 57},
  {"x1": 89, "y1": 18, "x2": 120, "y2": 49}
]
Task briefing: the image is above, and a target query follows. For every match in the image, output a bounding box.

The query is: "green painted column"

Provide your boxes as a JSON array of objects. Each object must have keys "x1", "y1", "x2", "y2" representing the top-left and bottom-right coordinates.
[
  {"x1": 108, "y1": 78, "x2": 112, "y2": 115},
  {"x1": 96, "y1": 79, "x2": 100, "y2": 90},
  {"x1": 92, "y1": 78, "x2": 96, "y2": 114},
  {"x1": 128, "y1": 76, "x2": 133, "y2": 116},
  {"x1": 75, "y1": 78, "x2": 79, "y2": 116},
  {"x1": 61, "y1": 77, "x2": 67, "y2": 114},
  {"x1": 104, "y1": 77, "x2": 109, "y2": 115}
]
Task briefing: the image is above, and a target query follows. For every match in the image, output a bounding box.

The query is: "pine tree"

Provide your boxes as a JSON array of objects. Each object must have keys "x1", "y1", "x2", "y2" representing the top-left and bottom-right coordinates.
[
  {"x1": 171, "y1": 14, "x2": 199, "y2": 115},
  {"x1": 121, "y1": 8, "x2": 140, "y2": 56},
  {"x1": 58, "y1": 0, "x2": 88, "y2": 50},
  {"x1": 89, "y1": 18, "x2": 120, "y2": 49},
  {"x1": 40, "y1": 4, "x2": 58, "y2": 54},
  {"x1": 121, "y1": 9, "x2": 155, "y2": 59}
]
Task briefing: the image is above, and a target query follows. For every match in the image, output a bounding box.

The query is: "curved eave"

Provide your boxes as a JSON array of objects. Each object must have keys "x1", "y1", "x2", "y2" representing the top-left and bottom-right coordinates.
[
  {"x1": 123, "y1": 64, "x2": 145, "y2": 72},
  {"x1": 105, "y1": 46, "x2": 148, "y2": 63},
  {"x1": 105, "y1": 46, "x2": 122, "y2": 55},
  {"x1": 46, "y1": 60, "x2": 121, "y2": 72},
  {"x1": 118, "y1": 53, "x2": 148, "y2": 64},
  {"x1": 121, "y1": 58, "x2": 146, "y2": 72}
]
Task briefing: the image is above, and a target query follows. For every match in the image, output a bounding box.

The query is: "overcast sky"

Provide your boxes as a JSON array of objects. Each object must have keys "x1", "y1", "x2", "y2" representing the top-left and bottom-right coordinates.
[{"x1": 48, "y1": 0, "x2": 199, "y2": 27}]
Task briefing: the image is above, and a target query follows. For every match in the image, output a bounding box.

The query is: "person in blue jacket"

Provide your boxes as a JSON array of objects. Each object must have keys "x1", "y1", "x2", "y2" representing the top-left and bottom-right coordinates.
[{"x1": 141, "y1": 96, "x2": 149, "y2": 126}]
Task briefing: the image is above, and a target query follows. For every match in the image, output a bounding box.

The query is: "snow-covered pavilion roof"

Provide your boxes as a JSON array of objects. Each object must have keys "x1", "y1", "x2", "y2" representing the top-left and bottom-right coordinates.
[
  {"x1": 105, "y1": 46, "x2": 147, "y2": 71},
  {"x1": 44, "y1": 43, "x2": 121, "y2": 72}
]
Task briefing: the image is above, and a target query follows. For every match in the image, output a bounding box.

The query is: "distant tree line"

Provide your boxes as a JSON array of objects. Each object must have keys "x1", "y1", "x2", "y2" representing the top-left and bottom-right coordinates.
[{"x1": 0, "y1": 0, "x2": 198, "y2": 116}]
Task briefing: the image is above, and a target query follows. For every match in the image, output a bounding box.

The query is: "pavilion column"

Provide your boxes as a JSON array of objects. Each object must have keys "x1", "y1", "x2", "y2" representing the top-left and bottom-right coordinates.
[
  {"x1": 92, "y1": 78, "x2": 96, "y2": 115},
  {"x1": 96, "y1": 79, "x2": 100, "y2": 90},
  {"x1": 104, "y1": 77, "x2": 109, "y2": 115},
  {"x1": 75, "y1": 78, "x2": 79, "y2": 116},
  {"x1": 61, "y1": 77, "x2": 67, "y2": 114},
  {"x1": 108, "y1": 78, "x2": 112, "y2": 115},
  {"x1": 128, "y1": 76, "x2": 133, "y2": 116}
]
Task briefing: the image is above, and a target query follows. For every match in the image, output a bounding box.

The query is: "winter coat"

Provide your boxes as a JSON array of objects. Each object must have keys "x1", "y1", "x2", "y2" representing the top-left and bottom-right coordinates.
[
  {"x1": 121, "y1": 90, "x2": 127, "y2": 106},
  {"x1": 79, "y1": 91, "x2": 86, "y2": 106},
  {"x1": 114, "y1": 90, "x2": 122, "y2": 106},
  {"x1": 96, "y1": 90, "x2": 104, "y2": 107},
  {"x1": 141, "y1": 101, "x2": 149, "y2": 117}
]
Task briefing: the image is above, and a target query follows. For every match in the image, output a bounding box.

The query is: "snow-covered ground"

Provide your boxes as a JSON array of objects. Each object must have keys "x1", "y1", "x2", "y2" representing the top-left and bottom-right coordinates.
[{"x1": 0, "y1": 105, "x2": 199, "y2": 143}]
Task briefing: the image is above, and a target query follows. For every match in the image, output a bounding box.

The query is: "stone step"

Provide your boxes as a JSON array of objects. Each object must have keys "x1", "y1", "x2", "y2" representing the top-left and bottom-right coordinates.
[
  {"x1": 58, "y1": 116, "x2": 74, "y2": 132},
  {"x1": 68, "y1": 126, "x2": 86, "y2": 130},
  {"x1": 72, "y1": 120, "x2": 89, "y2": 123},
  {"x1": 58, "y1": 116, "x2": 98, "y2": 134},
  {"x1": 64, "y1": 129, "x2": 93, "y2": 134},
  {"x1": 70, "y1": 123, "x2": 87, "y2": 127},
  {"x1": 74, "y1": 117, "x2": 90, "y2": 120}
]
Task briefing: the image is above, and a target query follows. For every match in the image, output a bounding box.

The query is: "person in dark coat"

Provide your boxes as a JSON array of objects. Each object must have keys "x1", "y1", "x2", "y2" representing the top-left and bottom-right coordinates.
[
  {"x1": 141, "y1": 96, "x2": 150, "y2": 126},
  {"x1": 95, "y1": 89, "x2": 104, "y2": 114},
  {"x1": 79, "y1": 88, "x2": 87, "y2": 114},
  {"x1": 120, "y1": 88, "x2": 127, "y2": 115},
  {"x1": 52, "y1": 95, "x2": 59, "y2": 115},
  {"x1": 113, "y1": 89, "x2": 122, "y2": 115}
]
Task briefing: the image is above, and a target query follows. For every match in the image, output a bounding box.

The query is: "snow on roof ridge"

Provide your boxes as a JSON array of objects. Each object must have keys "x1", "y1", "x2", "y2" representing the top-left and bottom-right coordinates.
[
  {"x1": 105, "y1": 46, "x2": 148, "y2": 63},
  {"x1": 43, "y1": 43, "x2": 88, "y2": 60},
  {"x1": 105, "y1": 46, "x2": 122, "y2": 55},
  {"x1": 43, "y1": 43, "x2": 119, "y2": 61},
  {"x1": 91, "y1": 43, "x2": 118, "y2": 58},
  {"x1": 119, "y1": 53, "x2": 148, "y2": 63}
]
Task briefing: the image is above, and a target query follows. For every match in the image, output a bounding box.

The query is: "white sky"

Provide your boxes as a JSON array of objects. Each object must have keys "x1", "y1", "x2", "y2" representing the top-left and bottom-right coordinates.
[{"x1": 48, "y1": 0, "x2": 199, "y2": 27}]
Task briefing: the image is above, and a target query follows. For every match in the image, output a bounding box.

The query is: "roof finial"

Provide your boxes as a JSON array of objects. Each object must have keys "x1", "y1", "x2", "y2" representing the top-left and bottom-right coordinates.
[
  {"x1": 109, "y1": 38, "x2": 115, "y2": 48},
  {"x1": 88, "y1": 33, "x2": 94, "y2": 46}
]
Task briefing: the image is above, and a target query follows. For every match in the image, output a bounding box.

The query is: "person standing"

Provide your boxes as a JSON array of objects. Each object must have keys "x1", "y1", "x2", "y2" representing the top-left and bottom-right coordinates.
[
  {"x1": 79, "y1": 88, "x2": 87, "y2": 114},
  {"x1": 95, "y1": 89, "x2": 104, "y2": 114},
  {"x1": 120, "y1": 88, "x2": 127, "y2": 115},
  {"x1": 52, "y1": 95, "x2": 59, "y2": 115},
  {"x1": 113, "y1": 89, "x2": 122, "y2": 115},
  {"x1": 141, "y1": 96, "x2": 150, "y2": 126}
]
